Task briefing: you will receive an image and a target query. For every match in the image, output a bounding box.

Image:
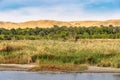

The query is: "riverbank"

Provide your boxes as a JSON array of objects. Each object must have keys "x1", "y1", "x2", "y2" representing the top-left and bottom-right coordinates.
[
  {"x1": 0, "y1": 64, "x2": 36, "y2": 71},
  {"x1": 0, "y1": 64, "x2": 120, "y2": 73},
  {"x1": 0, "y1": 40, "x2": 120, "y2": 72},
  {"x1": 84, "y1": 66, "x2": 120, "y2": 73}
]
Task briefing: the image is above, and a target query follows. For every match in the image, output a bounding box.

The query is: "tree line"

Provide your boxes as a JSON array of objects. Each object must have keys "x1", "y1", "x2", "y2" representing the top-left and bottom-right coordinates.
[{"x1": 0, "y1": 25, "x2": 120, "y2": 40}]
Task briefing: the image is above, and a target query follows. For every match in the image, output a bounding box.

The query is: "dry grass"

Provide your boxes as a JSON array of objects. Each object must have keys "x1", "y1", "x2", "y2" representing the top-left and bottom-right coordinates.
[{"x1": 0, "y1": 39, "x2": 120, "y2": 68}]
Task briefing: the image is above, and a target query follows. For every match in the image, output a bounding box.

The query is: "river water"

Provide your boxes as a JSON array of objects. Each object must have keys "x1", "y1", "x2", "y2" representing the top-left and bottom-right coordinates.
[{"x1": 0, "y1": 71, "x2": 120, "y2": 80}]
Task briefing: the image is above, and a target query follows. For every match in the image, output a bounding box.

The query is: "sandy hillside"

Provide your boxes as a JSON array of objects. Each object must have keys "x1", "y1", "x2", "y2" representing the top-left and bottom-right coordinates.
[{"x1": 0, "y1": 20, "x2": 120, "y2": 29}]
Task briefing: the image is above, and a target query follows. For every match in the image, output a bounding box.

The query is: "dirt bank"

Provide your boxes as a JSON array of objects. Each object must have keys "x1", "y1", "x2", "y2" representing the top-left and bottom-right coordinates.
[
  {"x1": 0, "y1": 64, "x2": 120, "y2": 73},
  {"x1": 0, "y1": 64, "x2": 36, "y2": 71},
  {"x1": 84, "y1": 66, "x2": 120, "y2": 73}
]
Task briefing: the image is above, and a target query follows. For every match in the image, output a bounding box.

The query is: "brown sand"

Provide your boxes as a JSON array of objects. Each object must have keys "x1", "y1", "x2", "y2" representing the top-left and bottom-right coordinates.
[{"x1": 0, "y1": 64, "x2": 36, "y2": 71}]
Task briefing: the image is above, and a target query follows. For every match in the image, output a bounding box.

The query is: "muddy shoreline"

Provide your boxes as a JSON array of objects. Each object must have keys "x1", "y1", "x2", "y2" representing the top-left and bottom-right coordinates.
[
  {"x1": 0, "y1": 64, "x2": 120, "y2": 73},
  {"x1": 0, "y1": 64, "x2": 36, "y2": 71}
]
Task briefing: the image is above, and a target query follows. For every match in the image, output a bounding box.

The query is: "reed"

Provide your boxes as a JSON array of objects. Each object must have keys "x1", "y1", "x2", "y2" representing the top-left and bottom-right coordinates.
[{"x1": 0, "y1": 39, "x2": 120, "y2": 68}]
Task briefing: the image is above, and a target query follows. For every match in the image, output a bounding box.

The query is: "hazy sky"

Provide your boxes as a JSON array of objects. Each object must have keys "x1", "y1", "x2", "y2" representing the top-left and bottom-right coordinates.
[{"x1": 0, "y1": 0, "x2": 120, "y2": 22}]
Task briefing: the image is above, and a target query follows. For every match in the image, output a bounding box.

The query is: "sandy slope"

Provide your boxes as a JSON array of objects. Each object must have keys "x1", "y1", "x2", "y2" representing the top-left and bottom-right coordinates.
[{"x1": 0, "y1": 20, "x2": 120, "y2": 29}]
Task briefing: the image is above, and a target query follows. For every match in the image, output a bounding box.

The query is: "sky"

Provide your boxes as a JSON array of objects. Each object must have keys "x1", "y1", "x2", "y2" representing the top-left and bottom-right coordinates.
[{"x1": 0, "y1": 0, "x2": 120, "y2": 22}]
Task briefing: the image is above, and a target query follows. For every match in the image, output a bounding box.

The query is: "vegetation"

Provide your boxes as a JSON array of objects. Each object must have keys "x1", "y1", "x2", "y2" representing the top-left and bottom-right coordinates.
[
  {"x1": 0, "y1": 25, "x2": 120, "y2": 71},
  {"x1": 30, "y1": 64, "x2": 87, "y2": 71},
  {"x1": 0, "y1": 25, "x2": 120, "y2": 40},
  {"x1": 0, "y1": 39, "x2": 120, "y2": 69}
]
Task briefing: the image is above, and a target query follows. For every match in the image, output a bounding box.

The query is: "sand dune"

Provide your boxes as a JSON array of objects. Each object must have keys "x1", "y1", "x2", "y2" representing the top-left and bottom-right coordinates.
[{"x1": 0, "y1": 20, "x2": 120, "y2": 29}]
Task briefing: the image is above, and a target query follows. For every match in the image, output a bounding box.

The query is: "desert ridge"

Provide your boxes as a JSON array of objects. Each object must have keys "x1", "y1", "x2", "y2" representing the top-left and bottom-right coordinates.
[{"x1": 0, "y1": 20, "x2": 120, "y2": 29}]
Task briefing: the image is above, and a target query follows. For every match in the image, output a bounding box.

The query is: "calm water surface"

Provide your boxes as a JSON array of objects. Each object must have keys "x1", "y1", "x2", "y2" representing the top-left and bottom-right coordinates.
[{"x1": 0, "y1": 71, "x2": 120, "y2": 80}]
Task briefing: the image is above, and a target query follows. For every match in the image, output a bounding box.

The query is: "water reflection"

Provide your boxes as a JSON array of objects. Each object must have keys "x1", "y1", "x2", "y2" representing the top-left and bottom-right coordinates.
[
  {"x1": 113, "y1": 74, "x2": 120, "y2": 80},
  {"x1": 0, "y1": 71, "x2": 120, "y2": 80}
]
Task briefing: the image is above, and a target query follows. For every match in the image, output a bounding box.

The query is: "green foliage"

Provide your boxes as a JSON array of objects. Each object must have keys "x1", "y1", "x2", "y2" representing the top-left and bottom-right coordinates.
[{"x1": 0, "y1": 25, "x2": 120, "y2": 40}]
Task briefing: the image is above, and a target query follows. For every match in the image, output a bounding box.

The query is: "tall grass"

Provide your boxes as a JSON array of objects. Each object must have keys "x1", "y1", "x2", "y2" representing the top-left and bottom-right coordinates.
[{"x1": 0, "y1": 39, "x2": 120, "y2": 68}]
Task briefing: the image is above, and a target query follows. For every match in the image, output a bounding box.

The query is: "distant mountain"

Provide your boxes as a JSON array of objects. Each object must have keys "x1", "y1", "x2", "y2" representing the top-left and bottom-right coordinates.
[{"x1": 0, "y1": 20, "x2": 120, "y2": 29}]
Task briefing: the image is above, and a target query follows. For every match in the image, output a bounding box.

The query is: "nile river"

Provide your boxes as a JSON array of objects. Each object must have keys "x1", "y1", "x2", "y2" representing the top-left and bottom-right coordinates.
[{"x1": 0, "y1": 71, "x2": 120, "y2": 80}]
